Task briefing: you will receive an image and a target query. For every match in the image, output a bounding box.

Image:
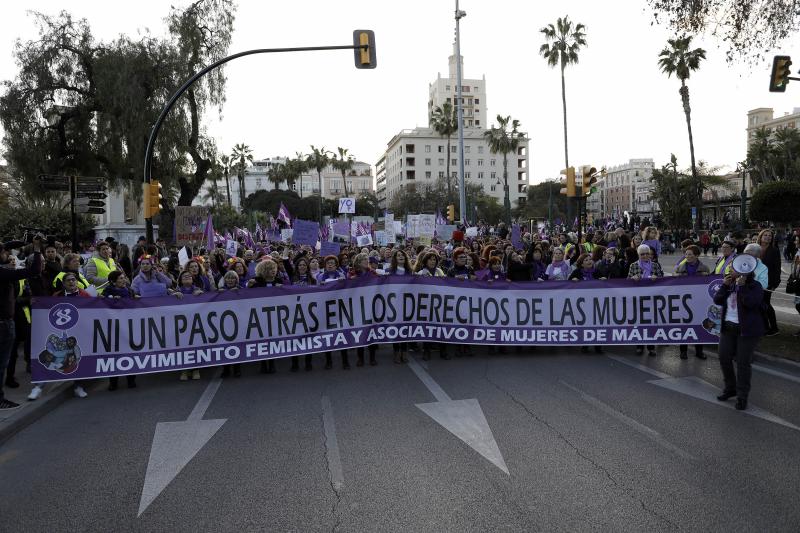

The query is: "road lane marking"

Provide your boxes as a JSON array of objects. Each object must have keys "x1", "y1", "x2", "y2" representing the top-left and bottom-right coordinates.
[
  {"x1": 321, "y1": 396, "x2": 345, "y2": 492},
  {"x1": 138, "y1": 378, "x2": 226, "y2": 517},
  {"x1": 559, "y1": 380, "x2": 697, "y2": 461},
  {"x1": 408, "y1": 356, "x2": 509, "y2": 475},
  {"x1": 606, "y1": 354, "x2": 672, "y2": 379},
  {"x1": 752, "y1": 364, "x2": 800, "y2": 384}
]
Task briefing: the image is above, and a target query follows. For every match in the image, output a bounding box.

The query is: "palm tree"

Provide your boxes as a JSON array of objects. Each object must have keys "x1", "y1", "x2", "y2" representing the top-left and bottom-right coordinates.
[
  {"x1": 773, "y1": 126, "x2": 800, "y2": 180},
  {"x1": 231, "y1": 143, "x2": 254, "y2": 208},
  {"x1": 306, "y1": 145, "x2": 331, "y2": 222},
  {"x1": 658, "y1": 35, "x2": 706, "y2": 230},
  {"x1": 484, "y1": 115, "x2": 525, "y2": 224},
  {"x1": 267, "y1": 163, "x2": 286, "y2": 191},
  {"x1": 431, "y1": 101, "x2": 459, "y2": 204},
  {"x1": 200, "y1": 181, "x2": 224, "y2": 207},
  {"x1": 284, "y1": 155, "x2": 307, "y2": 197},
  {"x1": 330, "y1": 147, "x2": 355, "y2": 197},
  {"x1": 539, "y1": 16, "x2": 587, "y2": 171},
  {"x1": 747, "y1": 128, "x2": 776, "y2": 184},
  {"x1": 218, "y1": 154, "x2": 233, "y2": 206}
]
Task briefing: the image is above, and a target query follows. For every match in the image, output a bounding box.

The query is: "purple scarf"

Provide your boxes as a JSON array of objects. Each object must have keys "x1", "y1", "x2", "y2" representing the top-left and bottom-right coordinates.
[
  {"x1": 685, "y1": 261, "x2": 699, "y2": 276},
  {"x1": 638, "y1": 259, "x2": 652, "y2": 278},
  {"x1": 581, "y1": 268, "x2": 595, "y2": 281}
]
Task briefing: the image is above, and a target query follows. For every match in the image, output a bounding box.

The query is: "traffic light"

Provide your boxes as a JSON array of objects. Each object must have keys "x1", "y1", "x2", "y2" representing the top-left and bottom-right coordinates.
[
  {"x1": 447, "y1": 204, "x2": 456, "y2": 222},
  {"x1": 353, "y1": 30, "x2": 377, "y2": 69},
  {"x1": 143, "y1": 180, "x2": 163, "y2": 218},
  {"x1": 559, "y1": 167, "x2": 576, "y2": 197},
  {"x1": 581, "y1": 166, "x2": 597, "y2": 196},
  {"x1": 769, "y1": 55, "x2": 792, "y2": 92}
]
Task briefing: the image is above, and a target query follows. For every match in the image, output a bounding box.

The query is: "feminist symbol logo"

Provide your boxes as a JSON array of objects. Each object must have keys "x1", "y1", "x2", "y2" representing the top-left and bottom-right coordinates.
[
  {"x1": 48, "y1": 303, "x2": 79, "y2": 330},
  {"x1": 707, "y1": 279, "x2": 724, "y2": 299}
]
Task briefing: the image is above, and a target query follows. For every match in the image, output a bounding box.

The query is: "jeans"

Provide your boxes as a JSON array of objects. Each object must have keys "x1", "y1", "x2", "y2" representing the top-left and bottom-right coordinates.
[
  {"x1": 0, "y1": 319, "x2": 16, "y2": 401},
  {"x1": 718, "y1": 322, "x2": 761, "y2": 400}
]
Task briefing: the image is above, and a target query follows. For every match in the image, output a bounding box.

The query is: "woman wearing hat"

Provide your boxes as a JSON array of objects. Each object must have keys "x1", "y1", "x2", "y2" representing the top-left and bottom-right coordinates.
[{"x1": 713, "y1": 253, "x2": 765, "y2": 411}]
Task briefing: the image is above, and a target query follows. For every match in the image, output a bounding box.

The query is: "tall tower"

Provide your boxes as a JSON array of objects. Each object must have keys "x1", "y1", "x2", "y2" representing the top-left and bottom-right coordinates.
[{"x1": 428, "y1": 43, "x2": 487, "y2": 129}]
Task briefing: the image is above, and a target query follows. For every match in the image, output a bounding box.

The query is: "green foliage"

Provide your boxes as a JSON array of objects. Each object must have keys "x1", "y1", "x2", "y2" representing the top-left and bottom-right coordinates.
[
  {"x1": 242, "y1": 189, "x2": 319, "y2": 221},
  {"x1": 387, "y1": 177, "x2": 502, "y2": 224},
  {"x1": 210, "y1": 204, "x2": 248, "y2": 234},
  {"x1": 749, "y1": 180, "x2": 800, "y2": 224},
  {"x1": 522, "y1": 181, "x2": 568, "y2": 221},
  {"x1": 657, "y1": 35, "x2": 706, "y2": 82},
  {"x1": 0, "y1": 205, "x2": 94, "y2": 242},
  {"x1": 330, "y1": 147, "x2": 355, "y2": 197},
  {"x1": 539, "y1": 16, "x2": 587, "y2": 69},
  {"x1": 430, "y1": 102, "x2": 458, "y2": 203},
  {"x1": 747, "y1": 127, "x2": 800, "y2": 184}
]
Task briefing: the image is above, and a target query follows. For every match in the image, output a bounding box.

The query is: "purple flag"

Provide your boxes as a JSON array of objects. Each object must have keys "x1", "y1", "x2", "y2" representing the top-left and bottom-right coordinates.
[
  {"x1": 203, "y1": 213, "x2": 215, "y2": 248},
  {"x1": 278, "y1": 203, "x2": 292, "y2": 227}
]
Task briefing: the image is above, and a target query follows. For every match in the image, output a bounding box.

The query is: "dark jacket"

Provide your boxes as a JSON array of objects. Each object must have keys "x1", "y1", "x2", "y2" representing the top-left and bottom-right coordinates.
[
  {"x1": 594, "y1": 259, "x2": 624, "y2": 279},
  {"x1": 507, "y1": 262, "x2": 534, "y2": 282},
  {"x1": 759, "y1": 245, "x2": 781, "y2": 289},
  {"x1": 713, "y1": 277, "x2": 765, "y2": 337},
  {"x1": 0, "y1": 253, "x2": 41, "y2": 320}
]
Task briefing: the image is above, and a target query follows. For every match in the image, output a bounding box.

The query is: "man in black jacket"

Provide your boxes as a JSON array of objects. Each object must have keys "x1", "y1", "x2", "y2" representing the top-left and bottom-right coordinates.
[{"x1": 0, "y1": 237, "x2": 42, "y2": 410}]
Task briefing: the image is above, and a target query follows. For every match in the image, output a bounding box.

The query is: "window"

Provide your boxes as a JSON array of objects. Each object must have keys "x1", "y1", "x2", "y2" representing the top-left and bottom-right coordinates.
[
  {"x1": 467, "y1": 120, "x2": 473, "y2": 127},
  {"x1": 425, "y1": 171, "x2": 432, "y2": 179},
  {"x1": 451, "y1": 158, "x2": 457, "y2": 166},
  {"x1": 477, "y1": 159, "x2": 483, "y2": 166},
  {"x1": 490, "y1": 184, "x2": 497, "y2": 192},
  {"x1": 475, "y1": 120, "x2": 480, "y2": 126},
  {"x1": 478, "y1": 172, "x2": 484, "y2": 179},
  {"x1": 451, "y1": 146, "x2": 456, "y2": 153},
  {"x1": 491, "y1": 172, "x2": 496, "y2": 179},
  {"x1": 425, "y1": 158, "x2": 431, "y2": 165},
  {"x1": 463, "y1": 86, "x2": 470, "y2": 92},
  {"x1": 405, "y1": 144, "x2": 415, "y2": 153},
  {"x1": 438, "y1": 158, "x2": 445, "y2": 165},
  {"x1": 474, "y1": 87, "x2": 479, "y2": 92},
  {"x1": 465, "y1": 159, "x2": 470, "y2": 165},
  {"x1": 465, "y1": 146, "x2": 471, "y2": 153},
  {"x1": 478, "y1": 146, "x2": 484, "y2": 154},
  {"x1": 446, "y1": 85, "x2": 450, "y2": 91},
  {"x1": 465, "y1": 172, "x2": 471, "y2": 179},
  {"x1": 425, "y1": 145, "x2": 431, "y2": 153},
  {"x1": 490, "y1": 159, "x2": 496, "y2": 166},
  {"x1": 438, "y1": 171, "x2": 444, "y2": 178},
  {"x1": 438, "y1": 146, "x2": 444, "y2": 153},
  {"x1": 475, "y1": 98, "x2": 480, "y2": 104}
]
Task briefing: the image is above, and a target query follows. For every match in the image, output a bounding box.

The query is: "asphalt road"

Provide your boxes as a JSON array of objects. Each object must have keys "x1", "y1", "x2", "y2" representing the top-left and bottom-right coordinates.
[{"x1": 2, "y1": 343, "x2": 800, "y2": 532}]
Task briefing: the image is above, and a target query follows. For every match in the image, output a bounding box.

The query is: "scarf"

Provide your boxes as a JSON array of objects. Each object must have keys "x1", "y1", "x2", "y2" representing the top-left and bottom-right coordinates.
[
  {"x1": 638, "y1": 259, "x2": 652, "y2": 278},
  {"x1": 551, "y1": 260, "x2": 570, "y2": 278},
  {"x1": 685, "y1": 261, "x2": 699, "y2": 276},
  {"x1": 581, "y1": 268, "x2": 595, "y2": 281}
]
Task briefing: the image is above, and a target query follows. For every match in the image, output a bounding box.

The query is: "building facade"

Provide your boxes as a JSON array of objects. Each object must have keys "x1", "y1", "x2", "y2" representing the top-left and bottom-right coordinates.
[
  {"x1": 379, "y1": 47, "x2": 529, "y2": 211},
  {"x1": 746, "y1": 107, "x2": 800, "y2": 145},
  {"x1": 591, "y1": 158, "x2": 656, "y2": 219}
]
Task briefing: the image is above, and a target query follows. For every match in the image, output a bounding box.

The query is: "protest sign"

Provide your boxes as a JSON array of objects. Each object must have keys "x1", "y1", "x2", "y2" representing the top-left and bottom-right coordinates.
[
  {"x1": 225, "y1": 239, "x2": 238, "y2": 257},
  {"x1": 406, "y1": 215, "x2": 420, "y2": 238},
  {"x1": 292, "y1": 219, "x2": 319, "y2": 246},
  {"x1": 356, "y1": 234, "x2": 373, "y2": 247},
  {"x1": 511, "y1": 224, "x2": 522, "y2": 248},
  {"x1": 175, "y1": 206, "x2": 208, "y2": 245},
  {"x1": 320, "y1": 241, "x2": 341, "y2": 257},
  {"x1": 436, "y1": 224, "x2": 457, "y2": 240},
  {"x1": 32, "y1": 276, "x2": 723, "y2": 382},
  {"x1": 375, "y1": 231, "x2": 387, "y2": 246},
  {"x1": 393, "y1": 221, "x2": 403, "y2": 236},
  {"x1": 280, "y1": 229, "x2": 293, "y2": 242},
  {"x1": 418, "y1": 214, "x2": 436, "y2": 238},
  {"x1": 466, "y1": 227, "x2": 478, "y2": 237},
  {"x1": 332, "y1": 221, "x2": 350, "y2": 239},
  {"x1": 178, "y1": 246, "x2": 190, "y2": 268},
  {"x1": 384, "y1": 213, "x2": 394, "y2": 233},
  {"x1": 338, "y1": 198, "x2": 356, "y2": 214}
]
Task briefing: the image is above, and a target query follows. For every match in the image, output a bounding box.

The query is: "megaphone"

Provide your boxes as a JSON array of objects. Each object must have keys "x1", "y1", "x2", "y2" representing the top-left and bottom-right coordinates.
[{"x1": 732, "y1": 254, "x2": 757, "y2": 274}]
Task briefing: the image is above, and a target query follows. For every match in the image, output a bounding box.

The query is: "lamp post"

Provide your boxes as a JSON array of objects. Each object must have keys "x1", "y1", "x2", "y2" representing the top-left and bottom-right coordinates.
[
  {"x1": 737, "y1": 162, "x2": 748, "y2": 231},
  {"x1": 455, "y1": 1, "x2": 467, "y2": 225}
]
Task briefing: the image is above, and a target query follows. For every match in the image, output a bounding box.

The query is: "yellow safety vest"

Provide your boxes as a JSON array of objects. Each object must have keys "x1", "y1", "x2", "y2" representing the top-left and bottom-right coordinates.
[
  {"x1": 91, "y1": 257, "x2": 116, "y2": 294},
  {"x1": 53, "y1": 271, "x2": 90, "y2": 290},
  {"x1": 714, "y1": 254, "x2": 734, "y2": 275},
  {"x1": 582, "y1": 242, "x2": 593, "y2": 253},
  {"x1": 18, "y1": 280, "x2": 30, "y2": 324}
]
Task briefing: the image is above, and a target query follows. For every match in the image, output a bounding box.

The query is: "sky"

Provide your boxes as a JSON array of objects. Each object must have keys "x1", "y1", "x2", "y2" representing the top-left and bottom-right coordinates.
[{"x1": 0, "y1": 0, "x2": 796, "y2": 184}]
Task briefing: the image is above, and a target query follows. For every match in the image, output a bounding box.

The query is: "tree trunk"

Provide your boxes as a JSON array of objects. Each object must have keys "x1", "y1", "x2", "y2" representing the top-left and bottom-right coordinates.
[
  {"x1": 181, "y1": 88, "x2": 212, "y2": 206},
  {"x1": 317, "y1": 170, "x2": 323, "y2": 223},
  {"x1": 225, "y1": 173, "x2": 232, "y2": 206},
  {"x1": 680, "y1": 82, "x2": 702, "y2": 231},
  {"x1": 560, "y1": 62, "x2": 573, "y2": 223},
  {"x1": 502, "y1": 153, "x2": 511, "y2": 224},
  {"x1": 342, "y1": 170, "x2": 348, "y2": 197}
]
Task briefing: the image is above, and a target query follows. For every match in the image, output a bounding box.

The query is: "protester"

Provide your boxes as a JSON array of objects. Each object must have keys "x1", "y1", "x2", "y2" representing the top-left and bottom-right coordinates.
[
  {"x1": 757, "y1": 229, "x2": 782, "y2": 336},
  {"x1": 675, "y1": 245, "x2": 710, "y2": 360},
  {"x1": 628, "y1": 244, "x2": 664, "y2": 357},
  {"x1": 713, "y1": 240, "x2": 737, "y2": 275},
  {"x1": 131, "y1": 255, "x2": 176, "y2": 297},
  {"x1": 713, "y1": 260, "x2": 766, "y2": 411},
  {"x1": 545, "y1": 248, "x2": 572, "y2": 280},
  {"x1": 85, "y1": 241, "x2": 117, "y2": 295}
]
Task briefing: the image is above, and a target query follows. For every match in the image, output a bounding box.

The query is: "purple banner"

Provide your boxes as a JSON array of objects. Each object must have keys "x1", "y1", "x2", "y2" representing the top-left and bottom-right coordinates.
[
  {"x1": 292, "y1": 219, "x2": 319, "y2": 246},
  {"x1": 31, "y1": 276, "x2": 724, "y2": 382}
]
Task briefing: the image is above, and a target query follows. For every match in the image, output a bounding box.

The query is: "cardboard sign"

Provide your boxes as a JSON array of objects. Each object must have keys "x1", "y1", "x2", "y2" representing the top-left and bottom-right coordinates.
[
  {"x1": 292, "y1": 219, "x2": 319, "y2": 246},
  {"x1": 225, "y1": 239, "x2": 238, "y2": 257},
  {"x1": 338, "y1": 197, "x2": 356, "y2": 214},
  {"x1": 375, "y1": 231, "x2": 387, "y2": 246},
  {"x1": 280, "y1": 229, "x2": 293, "y2": 242},
  {"x1": 406, "y1": 215, "x2": 420, "y2": 238},
  {"x1": 320, "y1": 241, "x2": 341, "y2": 257},
  {"x1": 175, "y1": 206, "x2": 209, "y2": 245},
  {"x1": 356, "y1": 234, "x2": 373, "y2": 247},
  {"x1": 384, "y1": 213, "x2": 394, "y2": 233}
]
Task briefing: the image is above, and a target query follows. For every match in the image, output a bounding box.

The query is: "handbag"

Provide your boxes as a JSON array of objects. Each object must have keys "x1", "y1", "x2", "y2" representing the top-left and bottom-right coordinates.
[{"x1": 787, "y1": 274, "x2": 799, "y2": 295}]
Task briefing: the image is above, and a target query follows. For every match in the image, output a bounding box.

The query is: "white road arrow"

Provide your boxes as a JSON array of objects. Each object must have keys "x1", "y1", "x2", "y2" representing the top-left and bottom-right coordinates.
[
  {"x1": 608, "y1": 355, "x2": 800, "y2": 431},
  {"x1": 407, "y1": 356, "x2": 509, "y2": 475},
  {"x1": 138, "y1": 378, "x2": 226, "y2": 517}
]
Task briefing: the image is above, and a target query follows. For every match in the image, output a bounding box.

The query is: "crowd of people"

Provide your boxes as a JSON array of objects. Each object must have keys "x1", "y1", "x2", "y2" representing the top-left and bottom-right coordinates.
[{"x1": 0, "y1": 223, "x2": 797, "y2": 413}]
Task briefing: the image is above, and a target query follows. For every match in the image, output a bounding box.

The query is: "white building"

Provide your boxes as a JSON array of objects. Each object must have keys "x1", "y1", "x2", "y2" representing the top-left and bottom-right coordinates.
[
  {"x1": 226, "y1": 157, "x2": 373, "y2": 210},
  {"x1": 746, "y1": 107, "x2": 800, "y2": 145},
  {"x1": 591, "y1": 158, "x2": 656, "y2": 219},
  {"x1": 428, "y1": 43, "x2": 487, "y2": 129},
  {"x1": 378, "y1": 47, "x2": 529, "y2": 212}
]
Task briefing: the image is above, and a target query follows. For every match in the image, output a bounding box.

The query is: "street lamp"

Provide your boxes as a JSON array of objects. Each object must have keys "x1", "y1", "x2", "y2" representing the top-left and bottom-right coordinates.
[
  {"x1": 454, "y1": 1, "x2": 467, "y2": 225},
  {"x1": 737, "y1": 162, "x2": 748, "y2": 231}
]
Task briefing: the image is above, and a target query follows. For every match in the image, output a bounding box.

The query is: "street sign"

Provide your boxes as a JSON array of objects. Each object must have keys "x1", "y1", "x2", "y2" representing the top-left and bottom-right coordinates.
[
  {"x1": 76, "y1": 192, "x2": 107, "y2": 200},
  {"x1": 691, "y1": 207, "x2": 697, "y2": 220},
  {"x1": 75, "y1": 197, "x2": 106, "y2": 214}
]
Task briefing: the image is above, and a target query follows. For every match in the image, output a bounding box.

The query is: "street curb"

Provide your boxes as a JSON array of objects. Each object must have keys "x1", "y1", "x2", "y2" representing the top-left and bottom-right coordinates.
[{"x1": 0, "y1": 382, "x2": 73, "y2": 448}]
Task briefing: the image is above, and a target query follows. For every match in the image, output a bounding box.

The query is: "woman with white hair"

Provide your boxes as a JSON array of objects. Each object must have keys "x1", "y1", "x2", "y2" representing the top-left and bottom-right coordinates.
[{"x1": 628, "y1": 244, "x2": 665, "y2": 356}]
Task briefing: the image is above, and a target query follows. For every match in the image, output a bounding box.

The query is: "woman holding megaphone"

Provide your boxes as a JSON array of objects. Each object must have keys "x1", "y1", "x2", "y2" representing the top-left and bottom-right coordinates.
[{"x1": 712, "y1": 253, "x2": 766, "y2": 411}]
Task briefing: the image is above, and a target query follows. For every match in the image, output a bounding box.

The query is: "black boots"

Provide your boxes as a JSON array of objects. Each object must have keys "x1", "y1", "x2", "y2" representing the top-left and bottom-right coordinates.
[{"x1": 260, "y1": 360, "x2": 276, "y2": 374}]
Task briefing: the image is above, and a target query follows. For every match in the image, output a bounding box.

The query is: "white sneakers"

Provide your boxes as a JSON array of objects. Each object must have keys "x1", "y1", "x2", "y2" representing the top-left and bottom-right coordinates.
[
  {"x1": 74, "y1": 386, "x2": 88, "y2": 398},
  {"x1": 28, "y1": 385, "x2": 43, "y2": 401},
  {"x1": 192, "y1": 369, "x2": 201, "y2": 380}
]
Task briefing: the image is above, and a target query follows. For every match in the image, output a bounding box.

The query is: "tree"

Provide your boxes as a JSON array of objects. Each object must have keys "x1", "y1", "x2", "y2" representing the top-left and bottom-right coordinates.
[
  {"x1": 230, "y1": 143, "x2": 253, "y2": 206},
  {"x1": 430, "y1": 101, "x2": 458, "y2": 203},
  {"x1": 658, "y1": 35, "x2": 706, "y2": 231},
  {"x1": 523, "y1": 181, "x2": 568, "y2": 222},
  {"x1": 484, "y1": 115, "x2": 525, "y2": 224},
  {"x1": 283, "y1": 155, "x2": 307, "y2": 197},
  {"x1": 647, "y1": 0, "x2": 800, "y2": 62},
  {"x1": 218, "y1": 154, "x2": 233, "y2": 205},
  {"x1": 330, "y1": 147, "x2": 355, "y2": 197},
  {"x1": 747, "y1": 128, "x2": 777, "y2": 184},
  {"x1": 355, "y1": 191, "x2": 380, "y2": 219},
  {"x1": 267, "y1": 163, "x2": 285, "y2": 191},
  {"x1": 306, "y1": 145, "x2": 330, "y2": 222},
  {"x1": 749, "y1": 180, "x2": 800, "y2": 224},
  {"x1": 200, "y1": 180, "x2": 224, "y2": 207}
]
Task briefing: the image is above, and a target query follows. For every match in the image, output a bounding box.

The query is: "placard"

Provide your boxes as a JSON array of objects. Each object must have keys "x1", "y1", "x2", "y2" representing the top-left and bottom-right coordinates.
[
  {"x1": 175, "y1": 206, "x2": 209, "y2": 245},
  {"x1": 436, "y1": 224, "x2": 457, "y2": 239},
  {"x1": 292, "y1": 219, "x2": 319, "y2": 246},
  {"x1": 406, "y1": 215, "x2": 420, "y2": 238},
  {"x1": 375, "y1": 231, "x2": 387, "y2": 246},
  {"x1": 418, "y1": 214, "x2": 436, "y2": 238},
  {"x1": 320, "y1": 241, "x2": 341, "y2": 257},
  {"x1": 338, "y1": 197, "x2": 356, "y2": 214},
  {"x1": 466, "y1": 227, "x2": 478, "y2": 237},
  {"x1": 384, "y1": 213, "x2": 394, "y2": 232},
  {"x1": 511, "y1": 224, "x2": 522, "y2": 248},
  {"x1": 178, "y1": 246, "x2": 190, "y2": 268},
  {"x1": 225, "y1": 239, "x2": 238, "y2": 257},
  {"x1": 332, "y1": 221, "x2": 350, "y2": 239},
  {"x1": 280, "y1": 229, "x2": 293, "y2": 242},
  {"x1": 356, "y1": 234, "x2": 373, "y2": 247}
]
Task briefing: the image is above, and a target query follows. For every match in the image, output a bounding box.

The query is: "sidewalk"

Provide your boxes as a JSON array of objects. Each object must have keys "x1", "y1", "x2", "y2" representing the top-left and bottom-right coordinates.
[{"x1": 0, "y1": 363, "x2": 73, "y2": 447}]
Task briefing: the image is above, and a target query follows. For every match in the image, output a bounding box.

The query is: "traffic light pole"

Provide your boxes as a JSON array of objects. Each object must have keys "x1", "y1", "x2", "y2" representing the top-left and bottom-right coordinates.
[
  {"x1": 70, "y1": 175, "x2": 78, "y2": 253},
  {"x1": 142, "y1": 41, "x2": 371, "y2": 244}
]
